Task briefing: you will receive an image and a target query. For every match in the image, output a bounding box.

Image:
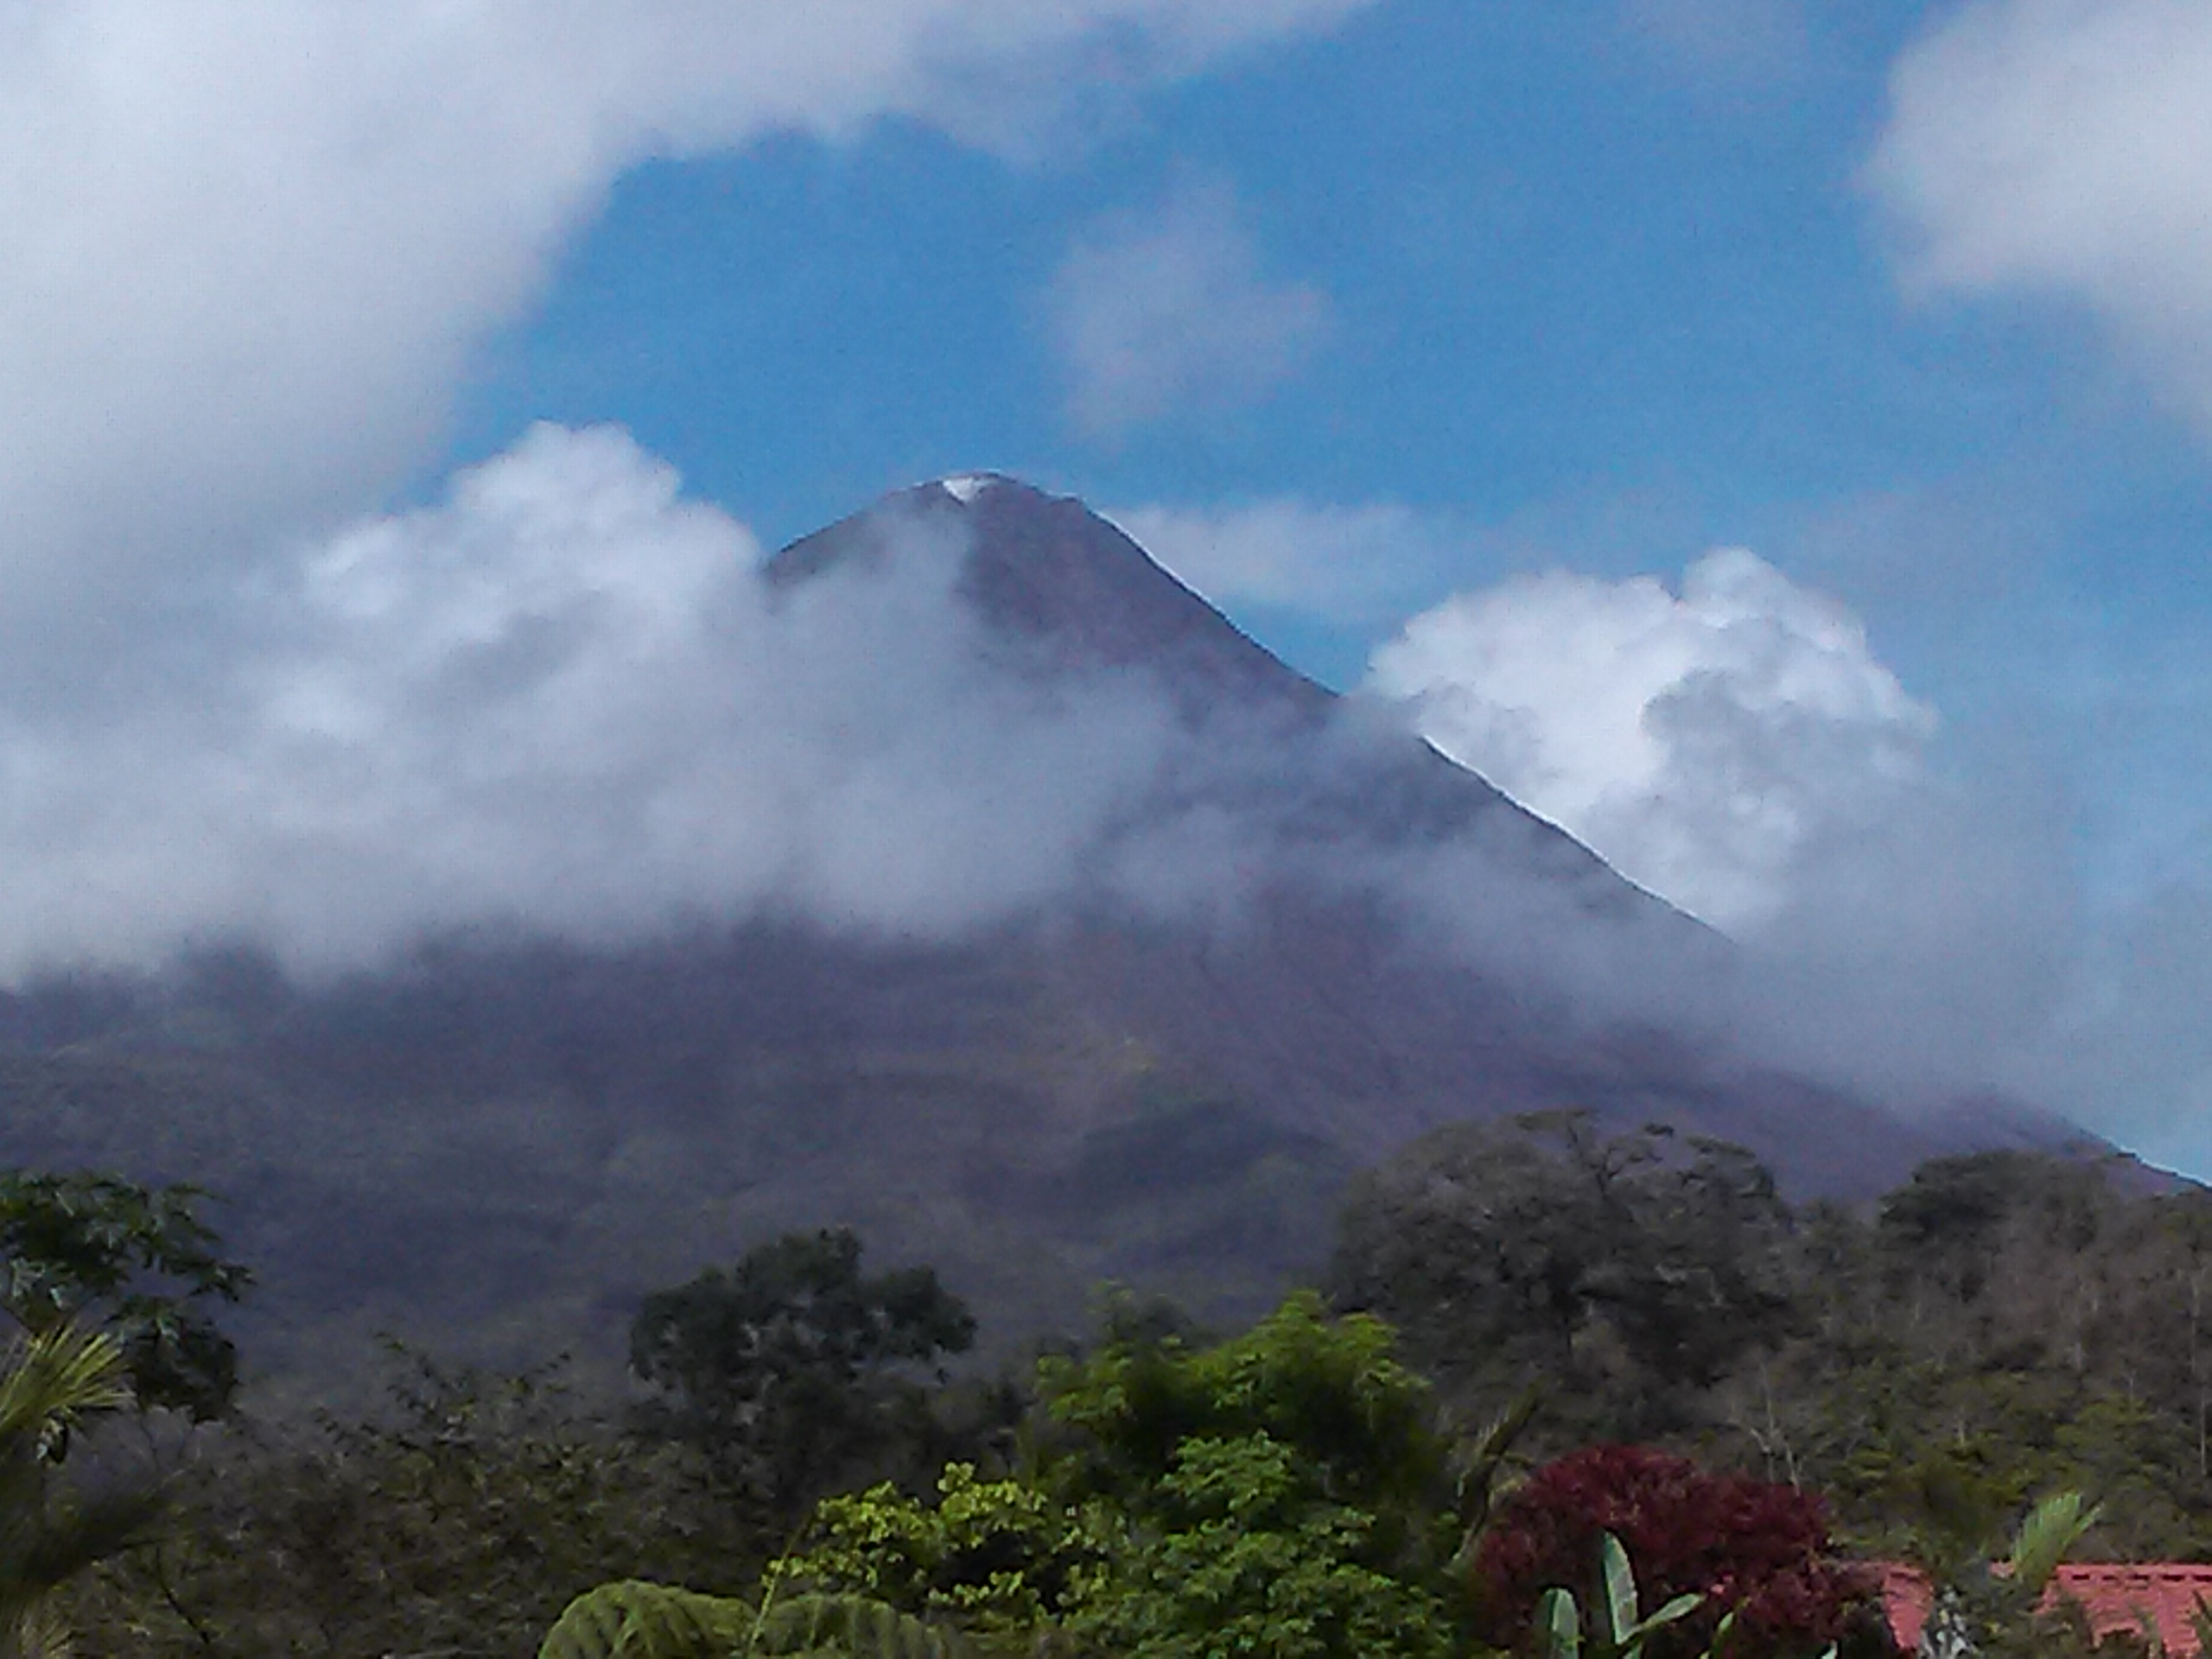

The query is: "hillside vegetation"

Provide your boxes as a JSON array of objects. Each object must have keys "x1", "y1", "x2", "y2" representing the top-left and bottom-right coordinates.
[{"x1": 1, "y1": 1116, "x2": 2203, "y2": 1656}]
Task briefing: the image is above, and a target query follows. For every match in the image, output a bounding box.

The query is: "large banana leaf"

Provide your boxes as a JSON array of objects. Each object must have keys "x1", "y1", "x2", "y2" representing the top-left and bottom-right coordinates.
[
  {"x1": 757, "y1": 1595, "x2": 969, "y2": 1659},
  {"x1": 537, "y1": 1580, "x2": 756, "y2": 1659}
]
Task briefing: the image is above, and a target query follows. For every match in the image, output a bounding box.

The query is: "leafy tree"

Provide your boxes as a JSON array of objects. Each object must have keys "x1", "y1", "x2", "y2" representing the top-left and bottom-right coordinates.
[
  {"x1": 1039, "y1": 1290, "x2": 1446, "y2": 1529},
  {"x1": 631, "y1": 1229, "x2": 976, "y2": 1519},
  {"x1": 784, "y1": 1294, "x2": 1470, "y2": 1657},
  {"x1": 0, "y1": 1173, "x2": 250, "y2": 1422},
  {"x1": 1332, "y1": 1115, "x2": 1796, "y2": 1439},
  {"x1": 1068, "y1": 1428, "x2": 1458, "y2": 1659},
  {"x1": 796, "y1": 1463, "x2": 1113, "y2": 1637}
]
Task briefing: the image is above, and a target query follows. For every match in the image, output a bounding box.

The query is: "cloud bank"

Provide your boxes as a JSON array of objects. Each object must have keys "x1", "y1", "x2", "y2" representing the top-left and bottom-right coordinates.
[
  {"x1": 1047, "y1": 180, "x2": 1331, "y2": 436},
  {"x1": 0, "y1": 0, "x2": 1370, "y2": 677},
  {"x1": 1359, "y1": 543, "x2": 2093, "y2": 1100},
  {"x1": 0, "y1": 428, "x2": 1184, "y2": 973},
  {"x1": 1869, "y1": 0, "x2": 2212, "y2": 428},
  {"x1": 1370, "y1": 550, "x2": 1936, "y2": 934}
]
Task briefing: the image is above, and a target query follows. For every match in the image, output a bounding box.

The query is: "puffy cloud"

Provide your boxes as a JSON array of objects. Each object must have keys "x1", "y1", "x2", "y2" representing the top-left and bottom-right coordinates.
[
  {"x1": 1365, "y1": 550, "x2": 2107, "y2": 1098},
  {"x1": 1868, "y1": 0, "x2": 2212, "y2": 427},
  {"x1": 1047, "y1": 179, "x2": 1331, "y2": 436},
  {"x1": 0, "y1": 426, "x2": 1182, "y2": 973},
  {"x1": 0, "y1": 0, "x2": 1370, "y2": 673},
  {"x1": 1369, "y1": 550, "x2": 1936, "y2": 933}
]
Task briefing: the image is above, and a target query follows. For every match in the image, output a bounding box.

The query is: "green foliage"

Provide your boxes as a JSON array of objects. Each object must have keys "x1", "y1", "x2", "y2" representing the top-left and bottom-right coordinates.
[
  {"x1": 538, "y1": 1582, "x2": 967, "y2": 1659},
  {"x1": 1040, "y1": 1289, "x2": 1445, "y2": 1527},
  {"x1": 0, "y1": 1171, "x2": 250, "y2": 1421},
  {"x1": 1338, "y1": 1122, "x2": 2212, "y2": 1562},
  {"x1": 1066, "y1": 1429, "x2": 1459, "y2": 1659},
  {"x1": 792, "y1": 1293, "x2": 1469, "y2": 1658},
  {"x1": 0, "y1": 1324, "x2": 157, "y2": 1657},
  {"x1": 757, "y1": 1594, "x2": 973, "y2": 1659},
  {"x1": 2006, "y1": 1491, "x2": 2101, "y2": 1599},
  {"x1": 632, "y1": 1229, "x2": 977, "y2": 1520},
  {"x1": 1913, "y1": 1489, "x2": 2101, "y2": 1659},
  {"x1": 1332, "y1": 1113, "x2": 1796, "y2": 1440},
  {"x1": 797, "y1": 1464, "x2": 1112, "y2": 1633},
  {"x1": 538, "y1": 1580, "x2": 756, "y2": 1659},
  {"x1": 72, "y1": 1346, "x2": 762, "y2": 1658},
  {"x1": 1530, "y1": 1535, "x2": 1705, "y2": 1659}
]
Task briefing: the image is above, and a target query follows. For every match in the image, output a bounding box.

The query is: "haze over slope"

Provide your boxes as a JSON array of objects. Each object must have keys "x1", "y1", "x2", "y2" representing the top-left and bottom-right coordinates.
[{"x1": 0, "y1": 462, "x2": 2082, "y2": 1390}]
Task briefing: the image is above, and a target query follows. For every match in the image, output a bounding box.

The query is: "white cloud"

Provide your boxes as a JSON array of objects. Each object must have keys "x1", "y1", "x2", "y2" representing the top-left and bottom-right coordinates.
[
  {"x1": 1364, "y1": 549, "x2": 2107, "y2": 1097},
  {"x1": 1047, "y1": 179, "x2": 1331, "y2": 436},
  {"x1": 1868, "y1": 0, "x2": 2212, "y2": 427},
  {"x1": 0, "y1": 426, "x2": 1183, "y2": 973},
  {"x1": 0, "y1": 0, "x2": 1370, "y2": 677},
  {"x1": 1109, "y1": 498, "x2": 1449, "y2": 623},
  {"x1": 1368, "y1": 549, "x2": 1936, "y2": 933}
]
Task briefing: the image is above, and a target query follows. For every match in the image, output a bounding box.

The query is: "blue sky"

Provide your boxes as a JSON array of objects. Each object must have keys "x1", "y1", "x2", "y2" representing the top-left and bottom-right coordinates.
[
  {"x1": 448, "y1": 0, "x2": 2212, "y2": 888},
  {"x1": 3, "y1": 0, "x2": 2211, "y2": 1168}
]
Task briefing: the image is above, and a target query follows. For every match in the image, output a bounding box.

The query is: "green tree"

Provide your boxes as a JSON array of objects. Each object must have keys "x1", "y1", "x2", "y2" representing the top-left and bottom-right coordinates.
[
  {"x1": 631, "y1": 1229, "x2": 976, "y2": 1520},
  {"x1": 790, "y1": 1294, "x2": 1467, "y2": 1658},
  {"x1": 797, "y1": 1463, "x2": 1113, "y2": 1637},
  {"x1": 0, "y1": 1172, "x2": 250, "y2": 1422},
  {"x1": 1332, "y1": 1114, "x2": 1796, "y2": 1439}
]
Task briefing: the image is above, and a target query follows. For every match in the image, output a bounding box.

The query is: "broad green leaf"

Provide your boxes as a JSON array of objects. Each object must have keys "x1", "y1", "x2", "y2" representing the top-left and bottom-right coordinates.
[
  {"x1": 537, "y1": 1580, "x2": 753, "y2": 1659},
  {"x1": 2007, "y1": 1491, "x2": 2101, "y2": 1599},
  {"x1": 1639, "y1": 1592, "x2": 1704, "y2": 1635},
  {"x1": 1601, "y1": 1533, "x2": 1637, "y2": 1646},
  {"x1": 1538, "y1": 1586, "x2": 1582, "y2": 1659},
  {"x1": 756, "y1": 1595, "x2": 969, "y2": 1659}
]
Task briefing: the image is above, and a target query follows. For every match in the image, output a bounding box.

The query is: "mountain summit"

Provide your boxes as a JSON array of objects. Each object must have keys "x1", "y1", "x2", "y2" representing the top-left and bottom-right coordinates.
[{"x1": 772, "y1": 474, "x2": 1332, "y2": 718}]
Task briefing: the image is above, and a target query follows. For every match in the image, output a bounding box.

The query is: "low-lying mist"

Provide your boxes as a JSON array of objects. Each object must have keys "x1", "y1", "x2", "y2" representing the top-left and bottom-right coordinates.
[{"x1": 0, "y1": 424, "x2": 2198, "y2": 1165}]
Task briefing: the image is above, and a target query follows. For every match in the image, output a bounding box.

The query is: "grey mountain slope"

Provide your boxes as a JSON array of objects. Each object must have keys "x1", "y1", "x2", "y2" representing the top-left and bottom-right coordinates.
[
  {"x1": 0, "y1": 474, "x2": 2102, "y2": 1397},
  {"x1": 776, "y1": 474, "x2": 1671, "y2": 917}
]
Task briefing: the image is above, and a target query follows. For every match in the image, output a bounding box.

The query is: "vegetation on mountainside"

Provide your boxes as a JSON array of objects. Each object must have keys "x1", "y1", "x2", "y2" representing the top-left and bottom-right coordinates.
[
  {"x1": 1335, "y1": 1115, "x2": 2212, "y2": 1560},
  {"x1": 15, "y1": 1122, "x2": 2212, "y2": 1655},
  {"x1": 630, "y1": 1227, "x2": 978, "y2": 1523}
]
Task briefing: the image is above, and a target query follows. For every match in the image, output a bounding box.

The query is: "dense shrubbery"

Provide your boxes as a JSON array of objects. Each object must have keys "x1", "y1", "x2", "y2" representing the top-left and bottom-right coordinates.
[
  {"x1": 785, "y1": 1294, "x2": 1465, "y2": 1659},
  {"x1": 20, "y1": 1129, "x2": 2212, "y2": 1655},
  {"x1": 1338, "y1": 1116, "x2": 2212, "y2": 1561}
]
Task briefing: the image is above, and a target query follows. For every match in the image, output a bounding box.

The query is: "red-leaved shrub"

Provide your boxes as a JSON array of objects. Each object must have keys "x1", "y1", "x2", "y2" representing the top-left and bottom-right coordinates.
[{"x1": 1471, "y1": 1446, "x2": 1878, "y2": 1656}]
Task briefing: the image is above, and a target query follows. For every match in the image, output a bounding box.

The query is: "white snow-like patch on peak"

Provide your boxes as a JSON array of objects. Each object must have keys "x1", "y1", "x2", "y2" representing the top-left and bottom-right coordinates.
[{"x1": 939, "y1": 474, "x2": 994, "y2": 505}]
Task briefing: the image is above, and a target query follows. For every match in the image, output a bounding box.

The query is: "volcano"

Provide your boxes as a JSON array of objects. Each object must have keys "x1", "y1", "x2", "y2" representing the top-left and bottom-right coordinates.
[{"x1": 0, "y1": 474, "x2": 2090, "y2": 1390}]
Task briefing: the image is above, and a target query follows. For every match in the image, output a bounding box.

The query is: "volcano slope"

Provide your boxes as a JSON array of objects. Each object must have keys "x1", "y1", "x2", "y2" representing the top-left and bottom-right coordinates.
[{"x1": 0, "y1": 476, "x2": 2083, "y2": 1391}]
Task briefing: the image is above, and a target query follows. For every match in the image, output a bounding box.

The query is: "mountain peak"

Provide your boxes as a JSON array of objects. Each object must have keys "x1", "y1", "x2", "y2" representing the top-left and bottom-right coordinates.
[{"x1": 769, "y1": 474, "x2": 1331, "y2": 720}]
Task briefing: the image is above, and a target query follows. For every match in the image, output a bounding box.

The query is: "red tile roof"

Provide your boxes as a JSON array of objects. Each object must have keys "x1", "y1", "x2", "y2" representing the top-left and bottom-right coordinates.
[{"x1": 1878, "y1": 1562, "x2": 2212, "y2": 1656}]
